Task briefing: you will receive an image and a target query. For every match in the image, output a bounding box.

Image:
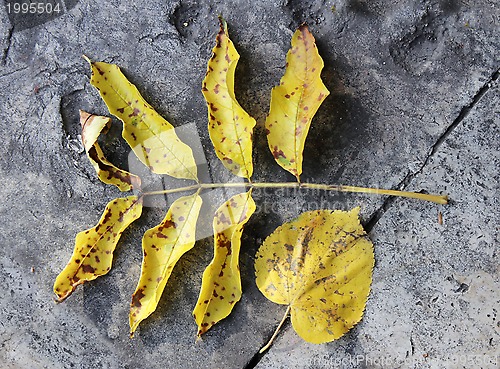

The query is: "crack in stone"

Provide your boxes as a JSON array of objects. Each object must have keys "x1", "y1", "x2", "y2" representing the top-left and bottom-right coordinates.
[
  {"x1": 243, "y1": 318, "x2": 291, "y2": 369},
  {"x1": 240, "y1": 64, "x2": 500, "y2": 369},
  {"x1": 365, "y1": 66, "x2": 500, "y2": 233},
  {"x1": 1, "y1": 25, "x2": 14, "y2": 65},
  {"x1": 0, "y1": 66, "x2": 28, "y2": 79}
]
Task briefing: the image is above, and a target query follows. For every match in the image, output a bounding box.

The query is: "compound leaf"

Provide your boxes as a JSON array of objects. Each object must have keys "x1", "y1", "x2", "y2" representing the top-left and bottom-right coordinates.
[
  {"x1": 193, "y1": 190, "x2": 256, "y2": 336},
  {"x1": 265, "y1": 25, "x2": 330, "y2": 181},
  {"x1": 85, "y1": 57, "x2": 198, "y2": 181},
  {"x1": 202, "y1": 18, "x2": 256, "y2": 179},
  {"x1": 80, "y1": 110, "x2": 141, "y2": 191},
  {"x1": 255, "y1": 208, "x2": 374, "y2": 344},
  {"x1": 129, "y1": 192, "x2": 203, "y2": 336},
  {"x1": 54, "y1": 196, "x2": 143, "y2": 302}
]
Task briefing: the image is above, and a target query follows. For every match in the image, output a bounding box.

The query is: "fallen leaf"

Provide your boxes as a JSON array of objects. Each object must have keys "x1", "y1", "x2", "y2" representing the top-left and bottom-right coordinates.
[
  {"x1": 193, "y1": 190, "x2": 256, "y2": 336},
  {"x1": 80, "y1": 110, "x2": 141, "y2": 191},
  {"x1": 255, "y1": 208, "x2": 373, "y2": 344},
  {"x1": 85, "y1": 57, "x2": 198, "y2": 181},
  {"x1": 54, "y1": 196, "x2": 143, "y2": 302},
  {"x1": 129, "y1": 192, "x2": 203, "y2": 336},
  {"x1": 202, "y1": 18, "x2": 256, "y2": 179},
  {"x1": 265, "y1": 25, "x2": 330, "y2": 181}
]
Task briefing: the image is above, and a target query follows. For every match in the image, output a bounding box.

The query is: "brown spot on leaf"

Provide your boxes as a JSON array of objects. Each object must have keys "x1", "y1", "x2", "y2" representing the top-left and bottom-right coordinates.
[
  {"x1": 272, "y1": 146, "x2": 286, "y2": 159},
  {"x1": 132, "y1": 288, "x2": 145, "y2": 308},
  {"x1": 87, "y1": 147, "x2": 136, "y2": 188},
  {"x1": 218, "y1": 212, "x2": 231, "y2": 225},
  {"x1": 81, "y1": 264, "x2": 95, "y2": 274},
  {"x1": 163, "y1": 219, "x2": 176, "y2": 229},
  {"x1": 129, "y1": 108, "x2": 140, "y2": 117},
  {"x1": 102, "y1": 208, "x2": 113, "y2": 224},
  {"x1": 95, "y1": 65, "x2": 105, "y2": 75},
  {"x1": 216, "y1": 234, "x2": 231, "y2": 255}
]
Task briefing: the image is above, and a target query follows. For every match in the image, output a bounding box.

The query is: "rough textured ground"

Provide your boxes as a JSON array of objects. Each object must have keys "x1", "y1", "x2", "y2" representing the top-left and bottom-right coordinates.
[{"x1": 0, "y1": 0, "x2": 498, "y2": 368}]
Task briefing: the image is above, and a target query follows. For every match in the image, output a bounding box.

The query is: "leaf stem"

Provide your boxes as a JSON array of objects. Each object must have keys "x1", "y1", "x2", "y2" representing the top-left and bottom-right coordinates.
[
  {"x1": 260, "y1": 305, "x2": 292, "y2": 354},
  {"x1": 142, "y1": 182, "x2": 448, "y2": 204}
]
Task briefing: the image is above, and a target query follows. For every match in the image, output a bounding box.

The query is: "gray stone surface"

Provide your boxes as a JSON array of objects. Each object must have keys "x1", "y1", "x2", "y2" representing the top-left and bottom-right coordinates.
[
  {"x1": 254, "y1": 81, "x2": 499, "y2": 369},
  {"x1": 0, "y1": 0, "x2": 498, "y2": 368}
]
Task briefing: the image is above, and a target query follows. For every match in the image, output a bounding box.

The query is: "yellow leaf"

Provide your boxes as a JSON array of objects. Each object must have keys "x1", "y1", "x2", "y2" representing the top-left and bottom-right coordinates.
[
  {"x1": 255, "y1": 208, "x2": 374, "y2": 344},
  {"x1": 85, "y1": 57, "x2": 198, "y2": 181},
  {"x1": 80, "y1": 110, "x2": 141, "y2": 191},
  {"x1": 54, "y1": 196, "x2": 143, "y2": 302},
  {"x1": 202, "y1": 18, "x2": 256, "y2": 179},
  {"x1": 193, "y1": 190, "x2": 256, "y2": 336},
  {"x1": 129, "y1": 192, "x2": 203, "y2": 336},
  {"x1": 265, "y1": 25, "x2": 330, "y2": 181}
]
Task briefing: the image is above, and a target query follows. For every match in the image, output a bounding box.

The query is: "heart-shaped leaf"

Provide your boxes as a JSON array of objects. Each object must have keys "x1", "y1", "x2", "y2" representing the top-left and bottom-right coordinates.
[{"x1": 255, "y1": 208, "x2": 373, "y2": 344}]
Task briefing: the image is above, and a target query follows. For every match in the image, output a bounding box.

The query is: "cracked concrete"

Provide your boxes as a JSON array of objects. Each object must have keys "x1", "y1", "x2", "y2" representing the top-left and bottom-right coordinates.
[
  {"x1": 0, "y1": 0, "x2": 498, "y2": 368},
  {"x1": 254, "y1": 67, "x2": 499, "y2": 369},
  {"x1": 365, "y1": 67, "x2": 500, "y2": 233}
]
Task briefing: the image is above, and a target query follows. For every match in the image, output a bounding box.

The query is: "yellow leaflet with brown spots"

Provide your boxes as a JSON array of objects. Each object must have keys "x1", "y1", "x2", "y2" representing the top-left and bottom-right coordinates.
[
  {"x1": 193, "y1": 189, "x2": 256, "y2": 336},
  {"x1": 129, "y1": 192, "x2": 202, "y2": 336},
  {"x1": 53, "y1": 196, "x2": 143, "y2": 302},
  {"x1": 265, "y1": 25, "x2": 330, "y2": 181},
  {"x1": 255, "y1": 208, "x2": 374, "y2": 344},
  {"x1": 85, "y1": 58, "x2": 198, "y2": 181},
  {"x1": 80, "y1": 110, "x2": 141, "y2": 191},
  {"x1": 202, "y1": 18, "x2": 256, "y2": 179}
]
